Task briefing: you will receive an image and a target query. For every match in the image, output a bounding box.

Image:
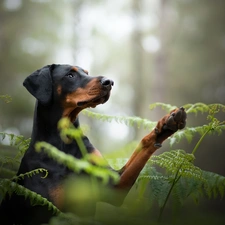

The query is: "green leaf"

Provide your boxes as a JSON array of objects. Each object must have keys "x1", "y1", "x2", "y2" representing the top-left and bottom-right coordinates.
[
  {"x1": 35, "y1": 142, "x2": 119, "y2": 185},
  {"x1": 149, "y1": 102, "x2": 177, "y2": 112}
]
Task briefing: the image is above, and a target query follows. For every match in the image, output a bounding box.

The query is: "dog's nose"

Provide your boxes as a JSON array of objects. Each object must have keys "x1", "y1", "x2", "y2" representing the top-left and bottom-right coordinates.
[{"x1": 100, "y1": 78, "x2": 114, "y2": 87}]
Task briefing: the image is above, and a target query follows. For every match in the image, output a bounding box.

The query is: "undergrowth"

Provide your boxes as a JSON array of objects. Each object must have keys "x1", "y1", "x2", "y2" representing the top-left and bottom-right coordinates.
[{"x1": 0, "y1": 102, "x2": 224, "y2": 225}]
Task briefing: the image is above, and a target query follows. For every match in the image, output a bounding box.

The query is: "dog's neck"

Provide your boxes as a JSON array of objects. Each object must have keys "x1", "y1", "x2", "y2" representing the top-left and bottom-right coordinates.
[{"x1": 30, "y1": 101, "x2": 79, "y2": 145}]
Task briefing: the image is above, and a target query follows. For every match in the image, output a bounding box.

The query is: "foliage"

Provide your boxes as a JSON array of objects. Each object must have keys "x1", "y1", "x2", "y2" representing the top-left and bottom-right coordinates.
[
  {"x1": 35, "y1": 141, "x2": 119, "y2": 185},
  {"x1": 0, "y1": 179, "x2": 60, "y2": 215},
  {"x1": 0, "y1": 133, "x2": 31, "y2": 178},
  {"x1": 0, "y1": 95, "x2": 12, "y2": 103},
  {"x1": 0, "y1": 102, "x2": 224, "y2": 224},
  {"x1": 137, "y1": 102, "x2": 225, "y2": 222},
  {"x1": 0, "y1": 132, "x2": 30, "y2": 158},
  {"x1": 150, "y1": 102, "x2": 225, "y2": 147},
  {"x1": 0, "y1": 168, "x2": 60, "y2": 215},
  {"x1": 82, "y1": 109, "x2": 157, "y2": 130}
]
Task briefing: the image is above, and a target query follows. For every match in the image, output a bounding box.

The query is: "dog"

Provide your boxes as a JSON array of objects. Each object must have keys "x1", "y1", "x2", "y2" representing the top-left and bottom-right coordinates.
[{"x1": 0, "y1": 64, "x2": 186, "y2": 224}]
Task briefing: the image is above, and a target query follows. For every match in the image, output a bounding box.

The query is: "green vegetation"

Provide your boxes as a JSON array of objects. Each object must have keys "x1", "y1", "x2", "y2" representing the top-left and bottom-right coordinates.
[{"x1": 0, "y1": 102, "x2": 224, "y2": 224}]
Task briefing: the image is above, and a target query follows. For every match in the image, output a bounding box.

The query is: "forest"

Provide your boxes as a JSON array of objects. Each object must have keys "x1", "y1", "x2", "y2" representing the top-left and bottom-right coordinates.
[{"x1": 0, "y1": 0, "x2": 225, "y2": 224}]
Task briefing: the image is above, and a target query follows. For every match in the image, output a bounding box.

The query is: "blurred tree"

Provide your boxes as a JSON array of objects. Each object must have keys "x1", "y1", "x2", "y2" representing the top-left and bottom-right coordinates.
[
  {"x1": 130, "y1": 0, "x2": 144, "y2": 118},
  {"x1": 152, "y1": 0, "x2": 168, "y2": 103},
  {"x1": 163, "y1": 0, "x2": 225, "y2": 106},
  {"x1": 165, "y1": 0, "x2": 225, "y2": 175},
  {"x1": 0, "y1": 0, "x2": 67, "y2": 135}
]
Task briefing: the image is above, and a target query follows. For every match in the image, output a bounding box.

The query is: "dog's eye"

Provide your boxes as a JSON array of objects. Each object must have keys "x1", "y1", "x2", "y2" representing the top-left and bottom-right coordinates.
[{"x1": 66, "y1": 73, "x2": 74, "y2": 78}]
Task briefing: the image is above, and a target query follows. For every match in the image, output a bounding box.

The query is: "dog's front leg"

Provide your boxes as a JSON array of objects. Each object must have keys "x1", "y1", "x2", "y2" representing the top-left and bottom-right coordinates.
[{"x1": 116, "y1": 107, "x2": 186, "y2": 190}]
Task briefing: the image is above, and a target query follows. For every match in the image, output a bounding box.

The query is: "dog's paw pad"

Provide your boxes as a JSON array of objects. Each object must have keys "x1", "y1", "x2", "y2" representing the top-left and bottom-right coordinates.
[{"x1": 165, "y1": 107, "x2": 187, "y2": 132}]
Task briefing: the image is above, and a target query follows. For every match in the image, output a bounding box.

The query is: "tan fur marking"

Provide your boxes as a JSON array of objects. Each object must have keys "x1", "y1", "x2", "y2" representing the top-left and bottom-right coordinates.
[
  {"x1": 57, "y1": 85, "x2": 62, "y2": 95},
  {"x1": 63, "y1": 78, "x2": 100, "y2": 107},
  {"x1": 116, "y1": 131, "x2": 157, "y2": 189},
  {"x1": 49, "y1": 185, "x2": 64, "y2": 210},
  {"x1": 83, "y1": 69, "x2": 89, "y2": 75},
  {"x1": 91, "y1": 149, "x2": 103, "y2": 157},
  {"x1": 61, "y1": 78, "x2": 101, "y2": 120},
  {"x1": 72, "y1": 66, "x2": 79, "y2": 72}
]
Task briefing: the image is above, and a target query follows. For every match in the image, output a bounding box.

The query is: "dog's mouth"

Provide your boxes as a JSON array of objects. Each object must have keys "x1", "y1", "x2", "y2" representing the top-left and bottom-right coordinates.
[
  {"x1": 66, "y1": 78, "x2": 113, "y2": 121},
  {"x1": 77, "y1": 92, "x2": 111, "y2": 108}
]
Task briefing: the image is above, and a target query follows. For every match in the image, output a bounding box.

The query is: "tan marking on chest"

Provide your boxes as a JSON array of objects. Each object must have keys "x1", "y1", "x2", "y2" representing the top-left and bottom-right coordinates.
[{"x1": 49, "y1": 185, "x2": 64, "y2": 210}]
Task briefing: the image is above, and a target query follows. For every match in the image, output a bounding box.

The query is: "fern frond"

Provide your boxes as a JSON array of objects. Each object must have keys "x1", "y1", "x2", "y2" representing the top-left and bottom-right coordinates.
[
  {"x1": 172, "y1": 176, "x2": 204, "y2": 205},
  {"x1": 169, "y1": 126, "x2": 209, "y2": 146},
  {"x1": 0, "y1": 179, "x2": 61, "y2": 215},
  {"x1": 0, "y1": 132, "x2": 30, "y2": 157},
  {"x1": 202, "y1": 171, "x2": 225, "y2": 199},
  {"x1": 12, "y1": 168, "x2": 48, "y2": 182},
  {"x1": 149, "y1": 102, "x2": 177, "y2": 112},
  {"x1": 0, "y1": 167, "x2": 16, "y2": 178},
  {"x1": 170, "y1": 123, "x2": 225, "y2": 147},
  {"x1": 136, "y1": 166, "x2": 172, "y2": 207},
  {"x1": 149, "y1": 176, "x2": 171, "y2": 207},
  {"x1": 137, "y1": 171, "x2": 170, "y2": 208},
  {"x1": 35, "y1": 142, "x2": 119, "y2": 185},
  {"x1": 184, "y1": 102, "x2": 225, "y2": 115},
  {"x1": 184, "y1": 103, "x2": 210, "y2": 115},
  {"x1": 149, "y1": 150, "x2": 204, "y2": 181},
  {"x1": 83, "y1": 109, "x2": 156, "y2": 130},
  {"x1": 149, "y1": 102, "x2": 225, "y2": 116},
  {"x1": 172, "y1": 177, "x2": 187, "y2": 205},
  {"x1": 0, "y1": 156, "x2": 17, "y2": 165},
  {"x1": 58, "y1": 120, "x2": 88, "y2": 157},
  {"x1": 0, "y1": 94, "x2": 12, "y2": 103}
]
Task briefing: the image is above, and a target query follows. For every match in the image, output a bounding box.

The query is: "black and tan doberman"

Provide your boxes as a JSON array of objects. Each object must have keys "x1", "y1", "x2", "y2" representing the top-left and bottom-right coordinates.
[{"x1": 0, "y1": 64, "x2": 186, "y2": 224}]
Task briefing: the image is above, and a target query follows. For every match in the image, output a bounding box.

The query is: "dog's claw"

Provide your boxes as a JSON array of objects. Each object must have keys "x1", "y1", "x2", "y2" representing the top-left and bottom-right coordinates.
[{"x1": 154, "y1": 143, "x2": 162, "y2": 148}]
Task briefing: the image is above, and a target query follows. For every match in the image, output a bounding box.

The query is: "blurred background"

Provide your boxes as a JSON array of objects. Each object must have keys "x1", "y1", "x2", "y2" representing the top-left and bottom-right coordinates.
[{"x1": 0, "y1": 0, "x2": 225, "y2": 222}]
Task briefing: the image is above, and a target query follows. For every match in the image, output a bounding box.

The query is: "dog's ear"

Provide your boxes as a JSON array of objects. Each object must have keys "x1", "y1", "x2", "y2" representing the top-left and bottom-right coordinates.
[{"x1": 23, "y1": 65, "x2": 56, "y2": 105}]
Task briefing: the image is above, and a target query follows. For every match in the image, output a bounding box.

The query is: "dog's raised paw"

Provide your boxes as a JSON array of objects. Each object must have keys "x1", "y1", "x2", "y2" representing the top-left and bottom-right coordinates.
[{"x1": 163, "y1": 107, "x2": 187, "y2": 132}]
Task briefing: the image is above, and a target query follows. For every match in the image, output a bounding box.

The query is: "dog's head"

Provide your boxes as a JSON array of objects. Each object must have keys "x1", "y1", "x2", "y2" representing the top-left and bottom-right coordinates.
[{"x1": 23, "y1": 64, "x2": 114, "y2": 121}]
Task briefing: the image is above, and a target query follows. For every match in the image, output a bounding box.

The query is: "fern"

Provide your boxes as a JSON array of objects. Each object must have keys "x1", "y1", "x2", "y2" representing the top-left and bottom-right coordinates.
[
  {"x1": 0, "y1": 179, "x2": 61, "y2": 215},
  {"x1": 12, "y1": 168, "x2": 48, "y2": 182},
  {"x1": 149, "y1": 102, "x2": 177, "y2": 112},
  {"x1": 0, "y1": 132, "x2": 30, "y2": 158},
  {"x1": 0, "y1": 133, "x2": 31, "y2": 179},
  {"x1": 202, "y1": 171, "x2": 225, "y2": 199},
  {"x1": 134, "y1": 103, "x2": 225, "y2": 221},
  {"x1": 150, "y1": 102, "x2": 225, "y2": 115},
  {"x1": 0, "y1": 102, "x2": 224, "y2": 224},
  {"x1": 185, "y1": 103, "x2": 225, "y2": 115},
  {"x1": 0, "y1": 94, "x2": 12, "y2": 103},
  {"x1": 136, "y1": 152, "x2": 225, "y2": 220},
  {"x1": 0, "y1": 167, "x2": 16, "y2": 178},
  {"x1": 138, "y1": 167, "x2": 170, "y2": 208},
  {"x1": 35, "y1": 142, "x2": 119, "y2": 185},
  {"x1": 141, "y1": 150, "x2": 205, "y2": 214},
  {"x1": 169, "y1": 103, "x2": 225, "y2": 146},
  {"x1": 149, "y1": 150, "x2": 204, "y2": 181},
  {"x1": 0, "y1": 168, "x2": 48, "y2": 196},
  {"x1": 170, "y1": 126, "x2": 208, "y2": 146},
  {"x1": 0, "y1": 168, "x2": 58, "y2": 214},
  {"x1": 83, "y1": 109, "x2": 156, "y2": 130}
]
